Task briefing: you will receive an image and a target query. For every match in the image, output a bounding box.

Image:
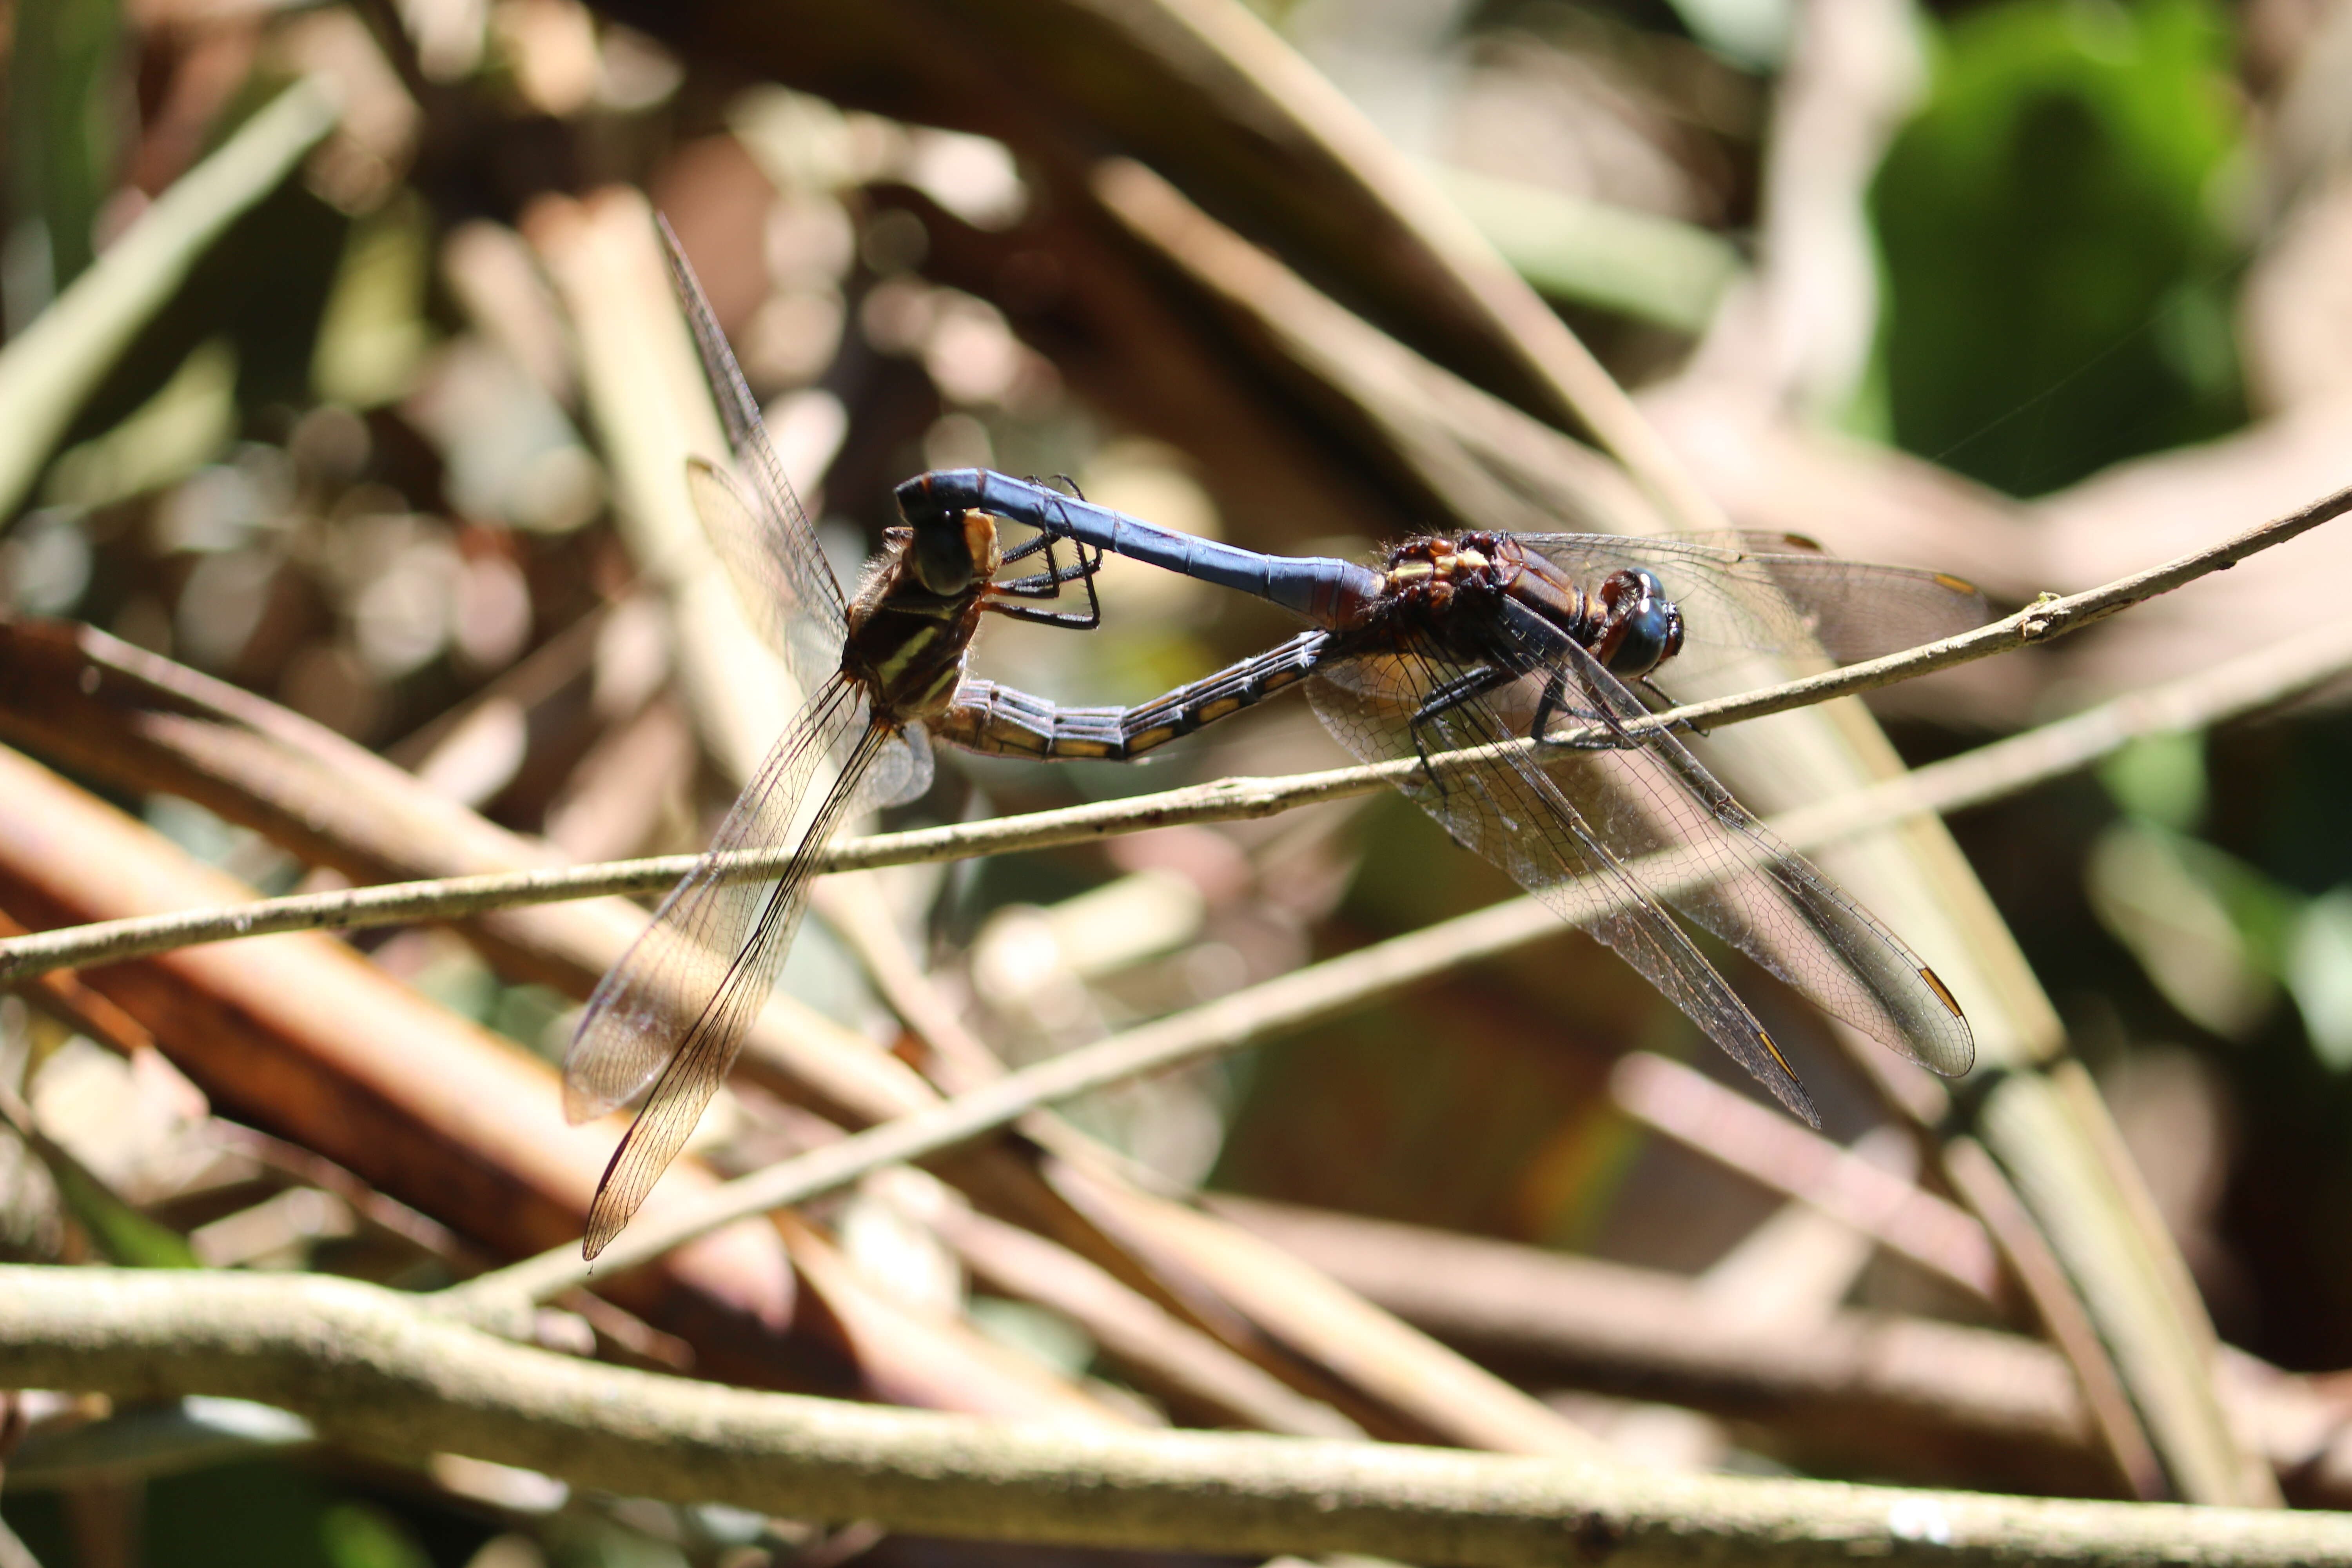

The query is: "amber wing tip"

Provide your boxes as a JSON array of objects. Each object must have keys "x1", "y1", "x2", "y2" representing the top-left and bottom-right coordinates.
[
  {"x1": 1918, "y1": 964, "x2": 1965, "y2": 1020},
  {"x1": 580, "y1": 1208, "x2": 623, "y2": 1262},
  {"x1": 1755, "y1": 1029, "x2": 1824, "y2": 1130}
]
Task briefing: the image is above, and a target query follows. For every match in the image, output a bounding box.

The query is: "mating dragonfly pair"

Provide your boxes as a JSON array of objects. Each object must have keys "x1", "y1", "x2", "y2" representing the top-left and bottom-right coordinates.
[{"x1": 566, "y1": 226, "x2": 1981, "y2": 1259}]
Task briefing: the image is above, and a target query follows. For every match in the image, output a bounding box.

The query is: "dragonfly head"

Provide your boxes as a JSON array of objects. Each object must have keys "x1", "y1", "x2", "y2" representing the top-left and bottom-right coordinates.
[
  {"x1": 1597, "y1": 566, "x2": 1685, "y2": 678},
  {"x1": 906, "y1": 509, "x2": 1003, "y2": 597}
]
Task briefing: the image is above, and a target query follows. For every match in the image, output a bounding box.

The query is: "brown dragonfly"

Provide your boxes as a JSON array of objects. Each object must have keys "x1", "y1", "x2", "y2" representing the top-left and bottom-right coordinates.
[{"x1": 563, "y1": 225, "x2": 1118, "y2": 1258}]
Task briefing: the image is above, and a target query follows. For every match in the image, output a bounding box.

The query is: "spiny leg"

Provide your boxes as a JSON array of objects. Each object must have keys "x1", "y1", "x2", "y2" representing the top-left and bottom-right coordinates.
[
  {"x1": 1528, "y1": 664, "x2": 1642, "y2": 754},
  {"x1": 1405, "y1": 661, "x2": 1524, "y2": 790},
  {"x1": 988, "y1": 531, "x2": 1104, "y2": 629},
  {"x1": 1635, "y1": 674, "x2": 1708, "y2": 737},
  {"x1": 1000, "y1": 526, "x2": 1102, "y2": 588}
]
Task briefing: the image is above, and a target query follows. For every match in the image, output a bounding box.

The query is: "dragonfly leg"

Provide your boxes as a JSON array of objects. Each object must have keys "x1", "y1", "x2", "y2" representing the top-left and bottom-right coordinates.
[
  {"x1": 994, "y1": 476, "x2": 1102, "y2": 611},
  {"x1": 999, "y1": 527, "x2": 1099, "y2": 581},
  {"x1": 1413, "y1": 662, "x2": 1521, "y2": 727},
  {"x1": 1405, "y1": 662, "x2": 1524, "y2": 790},
  {"x1": 1637, "y1": 675, "x2": 1709, "y2": 736},
  {"x1": 1525, "y1": 665, "x2": 1644, "y2": 754},
  {"x1": 1536, "y1": 671, "x2": 1699, "y2": 750},
  {"x1": 985, "y1": 532, "x2": 1104, "y2": 629}
]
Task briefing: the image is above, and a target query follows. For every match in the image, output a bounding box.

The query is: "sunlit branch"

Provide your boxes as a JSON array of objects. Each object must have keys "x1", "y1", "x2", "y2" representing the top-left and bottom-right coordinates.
[
  {"x1": 5, "y1": 1267, "x2": 2342, "y2": 1568},
  {"x1": 445, "y1": 613, "x2": 2352, "y2": 1311},
  {"x1": 5, "y1": 479, "x2": 2345, "y2": 985}
]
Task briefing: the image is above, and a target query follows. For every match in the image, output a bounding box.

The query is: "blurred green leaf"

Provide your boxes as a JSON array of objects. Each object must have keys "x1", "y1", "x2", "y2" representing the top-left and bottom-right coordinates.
[
  {"x1": 5, "y1": 0, "x2": 127, "y2": 319},
  {"x1": 321, "y1": 1502, "x2": 433, "y2": 1568},
  {"x1": 0, "y1": 1056, "x2": 196, "y2": 1269},
  {"x1": 5, "y1": 1399, "x2": 312, "y2": 1488},
  {"x1": 1660, "y1": 0, "x2": 1794, "y2": 68},
  {"x1": 44, "y1": 338, "x2": 240, "y2": 508},
  {"x1": 1872, "y1": 0, "x2": 2245, "y2": 495},
  {"x1": 2086, "y1": 817, "x2": 2293, "y2": 1040},
  {"x1": 0, "y1": 77, "x2": 339, "y2": 518},
  {"x1": 540, "y1": 1512, "x2": 690, "y2": 1568},
  {"x1": 967, "y1": 1294, "x2": 1096, "y2": 1376},
  {"x1": 47, "y1": 1155, "x2": 202, "y2": 1268},
  {"x1": 2288, "y1": 889, "x2": 2352, "y2": 1071},
  {"x1": 311, "y1": 195, "x2": 434, "y2": 410},
  {"x1": 2098, "y1": 730, "x2": 2209, "y2": 831}
]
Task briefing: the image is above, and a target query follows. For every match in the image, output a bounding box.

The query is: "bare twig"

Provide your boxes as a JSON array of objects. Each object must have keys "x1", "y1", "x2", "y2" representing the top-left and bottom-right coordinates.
[
  {"x1": 6, "y1": 1266, "x2": 2348, "y2": 1566},
  {"x1": 1209, "y1": 1198, "x2": 2352, "y2": 1506},
  {"x1": 0, "y1": 769, "x2": 1368, "y2": 980},
  {"x1": 445, "y1": 612, "x2": 2352, "y2": 1309},
  {"x1": 1945, "y1": 1138, "x2": 2168, "y2": 1501},
  {"x1": 7, "y1": 482, "x2": 2348, "y2": 985},
  {"x1": 1609, "y1": 1052, "x2": 2002, "y2": 1300}
]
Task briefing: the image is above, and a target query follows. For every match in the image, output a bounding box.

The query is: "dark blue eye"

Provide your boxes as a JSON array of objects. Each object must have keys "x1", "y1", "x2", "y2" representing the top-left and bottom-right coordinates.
[
  {"x1": 1602, "y1": 568, "x2": 1684, "y2": 677},
  {"x1": 1607, "y1": 607, "x2": 1671, "y2": 675}
]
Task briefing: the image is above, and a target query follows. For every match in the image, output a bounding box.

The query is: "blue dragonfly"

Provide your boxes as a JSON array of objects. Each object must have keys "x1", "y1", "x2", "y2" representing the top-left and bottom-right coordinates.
[{"x1": 892, "y1": 469, "x2": 1985, "y2": 1125}]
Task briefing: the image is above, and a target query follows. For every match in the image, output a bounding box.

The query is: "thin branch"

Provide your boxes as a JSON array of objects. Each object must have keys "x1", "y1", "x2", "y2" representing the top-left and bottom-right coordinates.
[
  {"x1": 1943, "y1": 1137, "x2": 2169, "y2": 1501},
  {"x1": 4, "y1": 1267, "x2": 2347, "y2": 1566},
  {"x1": 1661, "y1": 474, "x2": 2352, "y2": 733},
  {"x1": 1610, "y1": 1051, "x2": 2002, "y2": 1300},
  {"x1": 446, "y1": 613, "x2": 2352, "y2": 1308},
  {"x1": 0, "y1": 768, "x2": 1380, "y2": 980},
  {"x1": 7, "y1": 481, "x2": 2348, "y2": 984},
  {"x1": 1207, "y1": 1198, "x2": 2352, "y2": 1505}
]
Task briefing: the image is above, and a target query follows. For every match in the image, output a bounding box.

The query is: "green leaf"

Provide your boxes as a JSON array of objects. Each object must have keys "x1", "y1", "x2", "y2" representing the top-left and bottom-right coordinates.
[
  {"x1": 40, "y1": 1142, "x2": 201, "y2": 1269},
  {"x1": 0, "y1": 77, "x2": 339, "y2": 517},
  {"x1": 2288, "y1": 888, "x2": 2352, "y2": 1071},
  {"x1": 2097, "y1": 730, "x2": 2208, "y2": 831},
  {"x1": 1434, "y1": 165, "x2": 1744, "y2": 333},
  {"x1": 2085, "y1": 817, "x2": 2295, "y2": 1040},
  {"x1": 1872, "y1": 0, "x2": 2246, "y2": 495}
]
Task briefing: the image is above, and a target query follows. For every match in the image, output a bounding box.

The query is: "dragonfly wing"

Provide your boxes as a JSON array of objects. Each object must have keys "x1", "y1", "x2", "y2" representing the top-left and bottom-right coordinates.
[
  {"x1": 662, "y1": 222, "x2": 848, "y2": 675},
  {"x1": 563, "y1": 674, "x2": 886, "y2": 1258},
  {"x1": 686, "y1": 456, "x2": 850, "y2": 697},
  {"x1": 1308, "y1": 646, "x2": 1820, "y2": 1124},
  {"x1": 864, "y1": 723, "x2": 935, "y2": 809},
  {"x1": 1737, "y1": 547, "x2": 1988, "y2": 664},
  {"x1": 1516, "y1": 534, "x2": 1989, "y2": 690},
  {"x1": 1499, "y1": 633, "x2": 1976, "y2": 1078}
]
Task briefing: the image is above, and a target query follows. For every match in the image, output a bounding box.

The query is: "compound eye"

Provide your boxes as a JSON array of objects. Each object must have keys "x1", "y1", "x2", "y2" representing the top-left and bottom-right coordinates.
[
  {"x1": 1602, "y1": 570, "x2": 1682, "y2": 677},
  {"x1": 910, "y1": 515, "x2": 982, "y2": 595},
  {"x1": 1606, "y1": 606, "x2": 1674, "y2": 677}
]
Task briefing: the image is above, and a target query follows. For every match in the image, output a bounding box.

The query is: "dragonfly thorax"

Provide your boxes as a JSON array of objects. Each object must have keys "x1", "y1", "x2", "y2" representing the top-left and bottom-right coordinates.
[
  {"x1": 845, "y1": 519, "x2": 1003, "y2": 724},
  {"x1": 1378, "y1": 535, "x2": 1688, "y2": 680},
  {"x1": 1380, "y1": 534, "x2": 1510, "y2": 602}
]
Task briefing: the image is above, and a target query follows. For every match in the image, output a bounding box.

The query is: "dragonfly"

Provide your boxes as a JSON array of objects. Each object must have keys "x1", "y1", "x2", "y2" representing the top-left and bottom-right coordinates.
[
  {"x1": 895, "y1": 469, "x2": 1984, "y2": 1124},
  {"x1": 566, "y1": 232, "x2": 1137, "y2": 1259}
]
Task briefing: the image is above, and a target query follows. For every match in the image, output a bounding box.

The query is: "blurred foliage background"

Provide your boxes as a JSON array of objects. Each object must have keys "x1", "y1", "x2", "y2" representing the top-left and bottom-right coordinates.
[{"x1": 5, "y1": 0, "x2": 2352, "y2": 1561}]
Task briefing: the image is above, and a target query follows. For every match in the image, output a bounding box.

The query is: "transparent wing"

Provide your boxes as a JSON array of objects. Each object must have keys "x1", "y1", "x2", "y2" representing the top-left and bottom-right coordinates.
[
  {"x1": 1311, "y1": 619, "x2": 1974, "y2": 1106},
  {"x1": 686, "y1": 457, "x2": 851, "y2": 699},
  {"x1": 1551, "y1": 637, "x2": 1975, "y2": 1077},
  {"x1": 1309, "y1": 643, "x2": 1822, "y2": 1126},
  {"x1": 864, "y1": 723, "x2": 935, "y2": 809},
  {"x1": 562, "y1": 673, "x2": 887, "y2": 1259},
  {"x1": 661, "y1": 220, "x2": 848, "y2": 688},
  {"x1": 1516, "y1": 532, "x2": 1990, "y2": 691}
]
